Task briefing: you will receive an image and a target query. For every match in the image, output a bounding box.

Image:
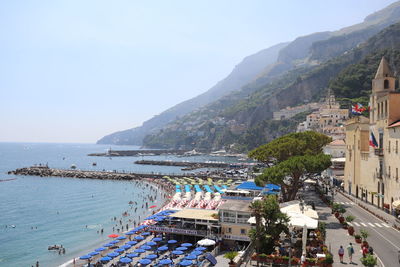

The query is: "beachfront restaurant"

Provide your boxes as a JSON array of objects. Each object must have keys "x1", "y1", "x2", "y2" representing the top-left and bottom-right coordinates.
[
  {"x1": 147, "y1": 208, "x2": 221, "y2": 241},
  {"x1": 234, "y1": 181, "x2": 281, "y2": 197},
  {"x1": 218, "y1": 199, "x2": 252, "y2": 250}
]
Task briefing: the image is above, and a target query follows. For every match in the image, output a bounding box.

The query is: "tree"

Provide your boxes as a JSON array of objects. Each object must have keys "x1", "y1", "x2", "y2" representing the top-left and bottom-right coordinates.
[
  {"x1": 224, "y1": 251, "x2": 239, "y2": 264},
  {"x1": 249, "y1": 131, "x2": 332, "y2": 201}
]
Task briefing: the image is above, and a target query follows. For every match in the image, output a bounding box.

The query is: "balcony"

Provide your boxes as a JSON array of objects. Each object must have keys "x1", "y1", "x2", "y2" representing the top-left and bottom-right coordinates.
[{"x1": 374, "y1": 148, "x2": 384, "y2": 156}]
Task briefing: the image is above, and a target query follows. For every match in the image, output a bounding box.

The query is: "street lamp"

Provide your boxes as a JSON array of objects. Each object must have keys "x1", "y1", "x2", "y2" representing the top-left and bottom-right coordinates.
[
  {"x1": 279, "y1": 225, "x2": 295, "y2": 267},
  {"x1": 329, "y1": 185, "x2": 336, "y2": 203}
]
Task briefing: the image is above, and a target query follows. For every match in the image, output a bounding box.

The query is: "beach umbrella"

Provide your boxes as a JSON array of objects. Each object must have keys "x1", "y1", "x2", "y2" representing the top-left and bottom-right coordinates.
[
  {"x1": 159, "y1": 259, "x2": 173, "y2": 265},
  {"x1": 172, "y1": 250, "x2": 184, "y2": 255},
  {"x1": 149, "y1": 205, "x2": 157, "y2": 209},
  {"x1": 126, "y1": 253, "x2": 140, "y2": 258},
  {"x1": 103, "y1": 243, "x2": 113, "y2": 247},
  {"x1": 121, "y1": 244, "x2": 132, "y2": 250},
  {"x1": 190, "y1": 251, "x2": 202, "y2": 256},
  {"x1": 146, "y1": 241, "x2": 157, "y2": 246},
  {"x1": 194, "y1": 247, "x2": 206, "y2": 251},
  {"x1": 100, "y1": 256, "x2": 112, "y2": 262},
  {"x1": 168, "y1": 239, "x2": 177, "y2": 244},
  {"x1": 117, "y1": 236, "x2": 127, "y2": 240},
  {"x1": 127, "y1": 241, "x2": 138, "y2": 245},
  {"x1": 120, "y1": 257, "x2": 132, "y2": 263},
  {"x1": 107, "y1": 252, "x2": 119, "y2": 257},
  {"x1": 88, "y1": 251, "x2": 99, "y2": 256},
  {"x1": 157, "y1": 246, "x2": 168, "y2": 251},
  {"x1": 141, "y1": 232, "x2": 151, "y2": 236},
  {"x1": 139, "y1": 259, "x2": 152, "y2": 265},
  {"x1": 95, "y1": 247, "x2": 106, "y2": 252},
  {"x1": 185, "y1": 255, "x2": 197, "y2": 260},
  {"x1": 108, "y1": 234, "x2": 119, "y2": 238},
  {"x1": 152, "y1": 237, "x2": 163, "y2": 242},
  {"x1": 181, "y1": 243, "x2": 193, "y2": 247},
  {"x1": 180, "y1": 260, "x2": 193, "y2": 266},
  {"x1": 110, "y1": 240, "x2": 119, "y2": 244},
  {"x1": 145, "y1": 254, "x2": 158, "y2": 260},
  {"x1": 176, "y1": 247, "x2": 188, "y2": 251},
  {"x1": 140, "y1": 245, "x2": 152, "y2": 250},
  {"x1": 135, "y1": 236, "x2": 145, "y2": 240},
  {"x1": 134, "y1": 249, "x2": 145, "y2": 253},
  {"x1": 79, "y1": 255, "x2": 91, "y2": 260},
  {"x1": 115, "y1": 248, "x2": 125, "y2": 253},
  {"x1": 125, "y1": 231, "x2": 135, "y2": 235},
  {"x1": 197, "y1": 238, "x2": 215, "y2": 246}
]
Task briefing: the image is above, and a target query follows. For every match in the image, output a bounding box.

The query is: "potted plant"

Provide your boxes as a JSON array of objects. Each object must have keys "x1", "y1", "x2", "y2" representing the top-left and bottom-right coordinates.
[
  {"x1": 258, "y1": 253, "x2": 267, "y2": 263},
  {"x1": 354, "y1": 234, "x2": 362, "y2": 243},
  {"x1": 342, "y1": 221, "x2": 348, "y2": 229},
  {"x1": 321, "y1": 253, "x2": 334, "y2": 267},
  {"x1": 360, "y1": 254, "x2": 377, "y2": 266},
  {"x1": 224, "y1": 251, "x2": 238, "y2": 267},
  {"x1": 360, "y1": 229, "x2": 369, "y2": 248},
  {"x1": 346, "y1": 215, "x2": 356, "y2": 235},
  {"x1": 281, "y1": 256, "x2": 289, "y2": 264},
  {"x1": 332, "y1": 203, "x2": 340, "y2": 215},
  {"x1": 306, "y1": 257, "x2": 317, "y2": 266}
]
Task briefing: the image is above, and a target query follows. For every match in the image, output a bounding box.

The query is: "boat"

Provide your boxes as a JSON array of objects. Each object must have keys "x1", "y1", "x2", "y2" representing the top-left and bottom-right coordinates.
[
  {"x1": 70, "y1": 164, "x2": 76, "y2": 169},
  {"x1": 92, "y1": 162, "x2": 97, "y2": 166},
  {"x1": 0, "y1": 178, "x2": 17, "y2": 182},
  {"x1": 48, "y1": 245, "x2": 62, "y2": 251}
]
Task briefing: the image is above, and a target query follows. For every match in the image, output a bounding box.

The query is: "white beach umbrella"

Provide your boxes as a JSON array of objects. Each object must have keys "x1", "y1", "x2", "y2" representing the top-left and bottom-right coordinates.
[{"x1": 197, "y1": 239, "x2": 216, "y2": 246}]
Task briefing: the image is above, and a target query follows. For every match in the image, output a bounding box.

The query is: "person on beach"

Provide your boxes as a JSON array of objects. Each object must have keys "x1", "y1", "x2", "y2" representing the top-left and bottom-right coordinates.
[
  {"x1": 347, "y1": 243, "x2": 354, "y2": 264},
  {"x1": 338, "y1": 245, "x2": 344, "y2": 263}
]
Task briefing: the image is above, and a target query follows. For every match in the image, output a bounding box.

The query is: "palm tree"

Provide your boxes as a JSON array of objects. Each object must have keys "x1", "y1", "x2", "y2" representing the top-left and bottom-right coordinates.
[{"x1": 249, "y1": 200, "x2": 264, "y2": 254}]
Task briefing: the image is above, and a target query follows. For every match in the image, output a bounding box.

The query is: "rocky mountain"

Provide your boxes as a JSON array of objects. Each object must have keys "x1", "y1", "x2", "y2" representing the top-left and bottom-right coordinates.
[
  {"x1": 97, "y1": 42, "x2": 288, "y2": 145},
  {"x1": 143, "y1": 16, "x2": 400, "y2": 151}
]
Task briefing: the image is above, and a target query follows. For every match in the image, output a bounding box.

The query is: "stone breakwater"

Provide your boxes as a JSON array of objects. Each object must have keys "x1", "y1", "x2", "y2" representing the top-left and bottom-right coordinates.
[
  {"x1": 134, "y1": 159, "x2": 230, "y2": 169},
  {"x1": 8, "y1": 166, "x2": 209, "y2": 180}
]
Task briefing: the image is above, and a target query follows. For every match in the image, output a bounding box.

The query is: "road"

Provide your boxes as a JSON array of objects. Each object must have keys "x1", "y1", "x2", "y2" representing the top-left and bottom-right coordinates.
[{"x1": 335, "y1": 193, "x2": 400, "y2": 267}]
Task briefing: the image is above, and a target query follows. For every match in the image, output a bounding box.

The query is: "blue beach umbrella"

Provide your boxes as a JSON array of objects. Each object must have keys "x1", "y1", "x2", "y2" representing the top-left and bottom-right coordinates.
[
  {"x1": 172, "y1": 250, "x2": 184, "y2": 255},
  {"x1": 110, "y1": 240, "x2": 119, "y2": 244},
  {"x1": 195, "y1": 247, "x2": 206, "y2": 251},
  {"x1": 103, "y1": 243, "x2": 113, "y2": 247},
  {"x1": 100, "y1": 256, "x2": 112, "y2": 261},
  {"x1": 127, "y1": 240, "x2": 138, "y2": 245},
  {"x1": 88, "y1": 251, "x2": 99, "y2": 256},
  {"x1": 152, "y1": 237, "x2": 162, "y2": 242},
  {"x1": 95, "y1": 247, "x2": 106, "y2": 252},
  {"x1": 117, "y1": 236, "x2": 127, "y2": 240},
  {"x1": 107, "y1": 252, "x2": 119, "y2": 257},
  {"x1": 190, "y1": 250, "x2": 202, "y2": 256},
  {"x1": 146, "y1": 241, "x2": 157, "y2": 246},
  {"x1": 139, "y1": 259, "x2": 152, "y2": 265},
  {"x1": 126, "y1": 253, "x2": 140, "y2": 258},
  {"x1": 157, "y1": 246, "x2": 169, "y2": 251},
  {"x1": 140, "y1": 245, "x2": 152, "y2": 250},
  {"x1": 121, "y1": 244, "x2": 132, "y2": 250},
  {"x1": 79, "y1": 255, "x2": 91, "y2": 260},
  {"x1": 135, "y1": 235, "x2": 145, "y2": 240},
  {"x1": 180, "y1": 260, "x2": 193, "y2": 266},
  {"x1": 185, "y1": 254, "x2": 197, "y2": 260},
  {"x1": 176, "y1": 247, "x2": 188, "y2": 251},
  {"x1": 168, "y1": 239, "x2": 177, "y2": 244},
  {"x1": 120, "y1": 257, "x2": 132, "y2": 263},
  {"x1": 145, "y1": 254, "x2": 158, "y2": 260},
  {"x1": 134, "y1": 249, "x2": 145, "y2": 253},
  {"x1": 159, "y1": 259, "x2": 173, "y2": 265},
  {"x1": 141, "y1": 232, "x2": 151, "y2": 236},
  {"x1": 181, "y1": 243, "x2": 193, "y2": 247},
  {"x1": 125, "y1": 231, "x2": 135, "y2": 235},
  {"x1": 115, "y1": 248, "x2": 125, "y2": 253}
]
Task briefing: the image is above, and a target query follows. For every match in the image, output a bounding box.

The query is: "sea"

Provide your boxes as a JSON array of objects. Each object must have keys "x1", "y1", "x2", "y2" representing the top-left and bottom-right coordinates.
[{"x1": 0, "y1": 142, "x2": 238, "y2": 267}]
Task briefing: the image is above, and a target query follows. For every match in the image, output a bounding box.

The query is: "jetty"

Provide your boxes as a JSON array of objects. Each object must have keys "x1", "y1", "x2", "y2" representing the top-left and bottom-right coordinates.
[
  {"x1": 88, "y1": 149, "x2": 188, "y2": 157},
  {"x1": 134, "y1": 160, "x2": 232, "y2": 170}
]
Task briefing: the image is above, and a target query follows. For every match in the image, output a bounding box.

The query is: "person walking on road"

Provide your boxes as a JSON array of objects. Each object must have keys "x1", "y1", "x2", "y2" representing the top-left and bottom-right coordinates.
[
  {"x1": 347, "y1": 243, "x2": 354, "y2": 264},
  {"x1": 338, "y1": 245, "x2": 344, "y2": 263}
]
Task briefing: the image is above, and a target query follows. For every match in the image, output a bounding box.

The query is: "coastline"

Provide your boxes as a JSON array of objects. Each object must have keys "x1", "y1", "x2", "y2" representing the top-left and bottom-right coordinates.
[{"x1": 58, "y1": 177, "x2": 173, "y2": 267}]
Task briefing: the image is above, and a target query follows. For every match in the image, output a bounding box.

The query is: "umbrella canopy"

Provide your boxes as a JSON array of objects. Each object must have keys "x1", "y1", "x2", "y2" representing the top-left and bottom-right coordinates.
[
  {"x1": 393, "y1": 200, "x2": 400, "y2": 208},
  {"x1": 185, "y1": 255, "x2": 197, "y2": 260},
  {"x1": 280, "y1": 202, "x2": 318, "y2": 219},
  {"x1": 139, "y1": 259, "x2": 152, "y2": 265},
  {"x1": 135, "y1": 236, "x2": 145, "y2": 240},
  {"x1": 79, "y1": 255, "x2": 91, "y2": 260},
  {"x1": 180, "y1": 260, "x2": 193, "y2": 266},
  {"x1": 108, "y1": 234, "x2": 119, "y2": 238},
  {"x1": 110, "y1": 240, "x2": 119, "y2": 244},
  {"x1": 145, "y1": 254, "x2": 158, "y2": 260},
  {"x1": 172, "y1": 250, "x2": 184, "y2": 255},
  {"x1": 168, "y1": 239, "x2": 177, "y2": 244},
  {"x1": 100, "y1": 256, "x2": 112, "y2": 261},
  {"x1": 121, "y1": 244, "x2": 132, "y2": 250},
  {"x1": 141, "y1": 232, "x2": 151, "y2": 236},
  {"x1": 149, "y1": 205, "x2": 157, "y2": 209},
  {"x1": 95, "y1": 247, "x2": 106, "y2": 252},
  {"x1": 126, "y1": 253, "x2": 140, "y2": 258},
  {"x1": 285, "y1": 211, "x2": 318, "y2": 229},
  {"x1": 140, "y1": 245, "x2": 152, "y2": 250},
  {"x1": 107, "y1": 252, "x2": 119, "y2": 257},
  {"x1": 159, "y1": 259, "x2": 173, "y2": 265},
  {"x1": 103, "y1": 243, "x2": 113, "y2": 247},
  {"x1": 152, "y1": 237, "x2": 163, "y2": 242},
  {"x1": 176, "y1": 247, "x2": 188, "y2": 251},
  {"x1": 181, "y1": 243, "x2": 193, "y2": 247},
  {"x1": 127, "y1": 240, "x2": 138, "y2": 245},
  {"x1": 195, "y1": 247, "x2": 206, "y2": 251},
  {"x1": 88, "y1": 251, "x2": 99, "y2": 256},
  {"x1": 157, "y1": 246, "x2": 169, "y2": 251},
  {"x1": 146, "y1": 241, "x2": 157, "y2": 246},
  {"x1": 190, "y1": 250, "x2": 202, "y2": 256},
  {"x1": 197, "y1": 239, "x2": 216, "y2": 246},
  {"x1": 134, "y1": 249, "x2": 145, "y2": 253},
  {"x1": 120, "y1": 257, "x2": 132, "y2": 263},
  {"x1": 115, "y1": 248, "x2": 125, "y2": 253},
  {"x1": 117, "y1": 236, "x2": 127, "y2": 240},
  {"x1": 125, "y1": 231, "x2": 135, "y2": 235}
]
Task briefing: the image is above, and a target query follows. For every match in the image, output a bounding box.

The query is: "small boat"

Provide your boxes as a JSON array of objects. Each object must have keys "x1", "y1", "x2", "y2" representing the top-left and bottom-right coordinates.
[
  {"x1": 92, "y1": 162, "x2": 97, "y2": 166},
  {"x1": 0, "y1": 178, "x2": 17, "y2": 182},
  {"x1": 70, "y1": 164, "x2": 76, "y2": 169},
  {"x1": 48, "y1": 245, "x2": 62, "y2": 251}
]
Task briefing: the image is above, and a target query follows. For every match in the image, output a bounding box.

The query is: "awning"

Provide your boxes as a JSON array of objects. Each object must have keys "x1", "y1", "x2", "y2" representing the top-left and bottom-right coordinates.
[
  {"x1": 285, "y1": 211, "x2": 318, "y2": 229},
  {"x1": 392, "y1": 200, "x2": 400, "y2": 208},
  {"x1": 280, "y1": 202, "x2": 318, "y2": 219}
]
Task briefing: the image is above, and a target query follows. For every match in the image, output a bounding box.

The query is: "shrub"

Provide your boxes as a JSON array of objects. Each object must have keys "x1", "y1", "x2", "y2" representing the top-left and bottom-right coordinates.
[
  {"x1": 360, "y1": 254, "x2": 377, "y2": 266},
  {"x1": 224, "y1": 251, "x2": 238, "y2": 264},
  {"x1": 323, "y1": 253, "x2": 334, "y2": 264},
  {"x1": 360, "y1": 229, "x2": 369, "y2": 241},
  {"x1": 354, "y1": 234, "x2": 361, "y2": 239},
  {"x1": 346, "y1": 215, "x2": 355, "y2": 222}
]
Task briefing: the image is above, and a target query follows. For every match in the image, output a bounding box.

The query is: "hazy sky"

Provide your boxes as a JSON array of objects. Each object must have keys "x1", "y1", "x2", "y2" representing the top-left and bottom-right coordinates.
[{"x1": 0, "y1": 0, "x2": 397, "y2": 143}]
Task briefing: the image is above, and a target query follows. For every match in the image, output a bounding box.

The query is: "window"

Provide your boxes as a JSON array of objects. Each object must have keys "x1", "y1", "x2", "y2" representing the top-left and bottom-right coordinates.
[
  {"x1": 240, "y1": 229, "x2": 246, "y2": 235},
  {"x1": 388, "y1": 166, "x2": 391, "y2": 178},
  {"x1": 384, "y1": 79, "x2": 389, "y2": 89},
  {"x1": 397, "y1": 168, "x2": 399, "y2": 181},
  {"x1": 227, "y1": 228, "x2": 232, "y2": 233},
  {"x1": 389, "y1": 141, "x2": 391, "y2": 153},
  {"x1": 396, "y1": 141, "x2": 398, "y2": 153}
]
